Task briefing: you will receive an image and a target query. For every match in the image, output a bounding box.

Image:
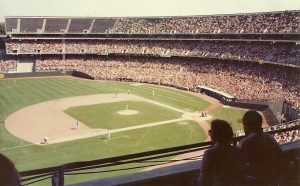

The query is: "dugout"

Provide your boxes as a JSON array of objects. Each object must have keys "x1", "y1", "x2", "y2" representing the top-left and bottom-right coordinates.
[
  {"x1": 196, "y1": 85, "x2": 236, "y2": 102},
  {"x1": 196, "y1": 85, "x2": 282, "y2": 124}
]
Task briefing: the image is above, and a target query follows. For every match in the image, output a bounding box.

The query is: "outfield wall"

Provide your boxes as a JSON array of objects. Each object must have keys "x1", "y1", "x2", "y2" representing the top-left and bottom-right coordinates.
[
  {"x1": 1, "y1": 70, "x2": 95, "y2": 80},
  {"x1": 71, "y1": 71, "x2": 94, "y2": 79},
  {"x1": 1, "y1": 71, "x2": 68, "y2": 78}
]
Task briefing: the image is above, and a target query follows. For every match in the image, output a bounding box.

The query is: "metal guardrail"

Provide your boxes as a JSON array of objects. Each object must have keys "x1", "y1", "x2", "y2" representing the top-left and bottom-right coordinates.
[{"x1": 20, "y1": 142, "x2": 213, "y2": 186}]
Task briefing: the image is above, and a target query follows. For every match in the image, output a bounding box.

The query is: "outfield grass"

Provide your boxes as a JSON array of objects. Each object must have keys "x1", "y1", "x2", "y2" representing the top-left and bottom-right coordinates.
[
  {"x1": 65, "y1": 101, "x2": 182, "y2": 129},
  {"x1": 111, "y1": 82, "x2": 211, "y2": 112},
  {"x1": 209, "y1": 106, "x2": 246, "y2": 131},
  {"x1": 3, "y1": 120, "x2": 206, "y2": 170}
]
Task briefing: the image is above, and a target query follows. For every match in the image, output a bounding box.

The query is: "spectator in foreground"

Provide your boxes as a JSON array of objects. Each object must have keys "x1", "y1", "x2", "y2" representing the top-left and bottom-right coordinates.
[
  {"x1": 238, "y1": 110, "x2": 282, "y2": 185},
  {"x1": 0, "y1": 153, "x2": 20, "y2": 186},
  {"x1": 199, "y1": 119, "x2": 244, "y2": 186}
]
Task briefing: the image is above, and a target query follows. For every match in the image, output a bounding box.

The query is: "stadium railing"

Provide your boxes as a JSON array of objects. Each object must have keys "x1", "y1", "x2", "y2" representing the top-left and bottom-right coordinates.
[{"x1": 19, "y1": 120, "x2": 300, "y2": 186}]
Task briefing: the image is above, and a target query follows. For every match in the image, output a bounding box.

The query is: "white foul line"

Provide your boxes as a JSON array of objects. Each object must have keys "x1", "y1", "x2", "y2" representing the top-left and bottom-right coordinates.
[{"x1": 0, "y1": 144, "x2": 34, "y2": 151}]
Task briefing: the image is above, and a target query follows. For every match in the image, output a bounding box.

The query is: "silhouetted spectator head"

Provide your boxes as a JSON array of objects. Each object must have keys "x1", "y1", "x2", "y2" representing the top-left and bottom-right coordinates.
[
  {"x1": 209, "y1": 119, "x2": 234, "y2": 144},
  {"x1": 241, "y1": 110, "x2": 263, "y2": 135},
  {"x1": 0, "y1": 153, "x2": 20, "y2": 186}
]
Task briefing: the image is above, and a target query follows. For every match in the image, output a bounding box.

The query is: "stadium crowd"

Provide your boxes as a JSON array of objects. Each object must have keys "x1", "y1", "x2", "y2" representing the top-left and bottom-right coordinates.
[
  {"x1": 6, "y1": 40, "x2": 300, "y2": 66},
  {"x1": 234, "y1": 113, "x2": 300, "y2": 144},
  {"x1": 273, "y1": 129, "x2": 300, "y2": 144},
  {"x1": 35, "y1": 56, "x2": 300, "y2": 110},
  {"x1": 0, "y1": 58, "x2": 17, "y2": 72},
  {"x1": 264, "y1": 120, "x2": 300, "y2": 144},
  {"x1": 5, "y1": 11, "x2": 300, "y2": 34},
  {"x1": 110, "y1": 11, "x2": 300, "y2": 34}
]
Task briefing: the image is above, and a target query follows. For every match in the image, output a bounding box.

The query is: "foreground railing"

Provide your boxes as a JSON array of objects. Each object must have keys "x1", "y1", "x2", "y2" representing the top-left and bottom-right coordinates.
[
  {"x1": 20, "y1": 120, "x2": 300, "y2": 186},
  {"x1": 20, "y1": 141, "x2": 213, "y2": 186}
]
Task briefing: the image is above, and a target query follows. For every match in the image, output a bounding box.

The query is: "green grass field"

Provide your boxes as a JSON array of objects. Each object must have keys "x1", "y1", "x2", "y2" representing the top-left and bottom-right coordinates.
[
  {"x1": 0, "y1": 76, "x2": 246, "y2": 185},
  {"x1": 3, "y1": 120, "x2": 205, "y2": 170},
  {"x1": 209, "y1": 107, "x2": 245, "y2": 131},
  {"x1": 65, "y1": 101, "x2": 182, "y2": 129}
]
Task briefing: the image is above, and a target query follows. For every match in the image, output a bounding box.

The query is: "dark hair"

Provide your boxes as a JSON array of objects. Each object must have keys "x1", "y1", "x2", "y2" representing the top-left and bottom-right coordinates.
[
  {"x1": 0, "y1": 154, "x2": 20, "y2": 186},
  {"x1": 242, "y1": 110, "x2": 262, "y2": 131},
  {"x1": 210, "y1": 119, "x2": 234, "y2": 144}
]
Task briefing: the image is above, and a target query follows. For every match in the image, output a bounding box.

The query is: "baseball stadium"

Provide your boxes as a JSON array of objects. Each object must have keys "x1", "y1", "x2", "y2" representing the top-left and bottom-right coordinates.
[{"x1": 0, "y1": 1, "x2": 300, "y2": 186}]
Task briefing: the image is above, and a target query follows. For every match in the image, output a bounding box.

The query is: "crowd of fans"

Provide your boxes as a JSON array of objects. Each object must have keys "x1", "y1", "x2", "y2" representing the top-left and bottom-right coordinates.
[
  {"x1": 264, "y1": 119, "x2": 300, "y2": 132},
  {"x1": 6, "y1": 40, "x2": 300, "y2": 66},
  {"x1": 237, "y1": 119, "x2": 300, "y2": 144},
  {"x1": 6, "y1": 41, "x2": 63, "y2": 54},
  {"x1": 0, "y1": 58, "x2": 17, "y2": 72},
  {"x1": 110, "y1": 11, "x2": 300, "y2": 34},
  {"x1": 35, "y1": 56, "x2": 300, "y2": 110},
  {"x1": 6, "y1": 11, "x2": 300, "y2": 34},
  {"x1": 273, "y1": 129, "x2": 300, "y2": 144},
  {"x1": 263, "y1": 120, "x2": 300, "y2": 144}
]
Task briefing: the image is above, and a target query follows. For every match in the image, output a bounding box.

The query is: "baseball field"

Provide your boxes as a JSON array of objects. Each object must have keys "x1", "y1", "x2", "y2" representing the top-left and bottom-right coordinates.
[{"x1": 0, "y1": 76, "x2": 251, "y2": 185}]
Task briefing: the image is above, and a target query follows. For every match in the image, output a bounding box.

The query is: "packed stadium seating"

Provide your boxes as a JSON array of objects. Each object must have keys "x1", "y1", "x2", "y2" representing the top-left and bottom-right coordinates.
[
  {"x1": 274, "y1": 129, "x2": 300, "y2": 144},
  {"x1": 2, "y1": 11, "x2": 300, "y2": 111},
  {"x1": 112, "y1": 11, "x2": 300, "y2": 34},
  {"x1": 263, "y1": 120, "x2": 300, "y2": 144},
  {"x1": 0, "y1": 57, "x2": 17, "y2": 72},
  {"x1": 34, "y1": 56, "x2": 300, "y2": 110},
  {"x1": 5, "y1": 10, "x2": 300, "y2": 34},
  {"x1": 6, "y1": 40, "x2": 300, "y2": 66}
]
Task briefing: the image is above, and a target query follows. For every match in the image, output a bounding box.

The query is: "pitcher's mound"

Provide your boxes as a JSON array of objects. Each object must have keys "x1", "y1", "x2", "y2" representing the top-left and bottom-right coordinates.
[{"x1": 117, "y1": 110, "x2": 139, "y2": 115}]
